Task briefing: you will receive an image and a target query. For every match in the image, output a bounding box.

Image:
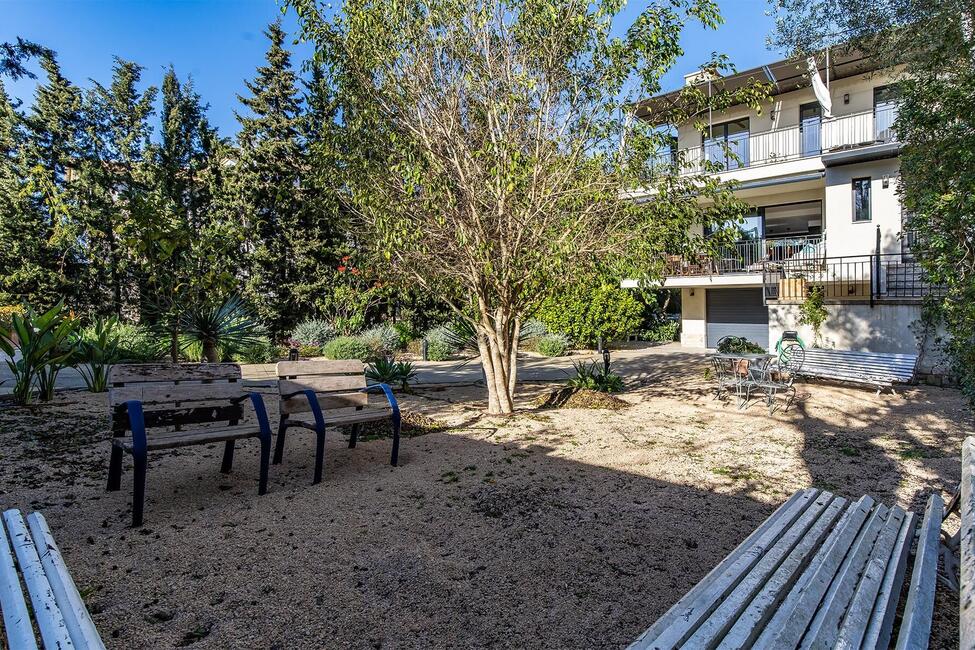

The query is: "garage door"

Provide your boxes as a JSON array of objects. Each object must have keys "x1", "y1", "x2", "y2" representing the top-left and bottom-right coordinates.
[{"x1": 706, "y1": 288, "x2": 769, "y2": 349}]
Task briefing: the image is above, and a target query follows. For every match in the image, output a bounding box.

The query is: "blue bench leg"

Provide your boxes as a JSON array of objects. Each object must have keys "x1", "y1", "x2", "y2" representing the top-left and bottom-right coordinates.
[
  {"x1": 220, "y1": 440, "x2": 235, "y2": 474},
  {"x1": 108, "y1": 444, "x2": 123, "y2": 491},
  {"x1": 132, "y1": 452, "x2": 147, "y2": 527},
  {"x1": 390, "y1": 415, "x2": 401, "y2": 467},
  {"x1": 349, "y1": 424, "x2": 360, "y2": 449},
  {"x1": 258, "y1": 433, "x2": 271, "y2": 496},
  {"x1": 273, "y1": 416, "x2": 287, "y2": 464},
  {"x1": 313, "y1": 427, "x2": 326, "y2": 485}
]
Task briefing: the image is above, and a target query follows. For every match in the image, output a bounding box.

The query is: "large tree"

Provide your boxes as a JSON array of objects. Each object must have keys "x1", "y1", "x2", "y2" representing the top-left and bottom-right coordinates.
[
  {"x1": 770, "y1": 0, "x2": 975, "y2": 399},
  {"x1": 287, "y1": 0, "x2": 767, "y2": 413}
]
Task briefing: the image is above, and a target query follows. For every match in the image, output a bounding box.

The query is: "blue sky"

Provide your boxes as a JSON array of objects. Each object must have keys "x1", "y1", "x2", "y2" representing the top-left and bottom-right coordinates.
[{"x1": 2, "y1": 0, "x2": 777, "y2": 137}]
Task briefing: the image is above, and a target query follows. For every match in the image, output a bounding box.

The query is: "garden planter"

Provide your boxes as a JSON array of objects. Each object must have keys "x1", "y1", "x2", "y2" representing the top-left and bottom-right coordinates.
[{"x1": 778, "y1": 278, "x2": 808, "y2": 300}]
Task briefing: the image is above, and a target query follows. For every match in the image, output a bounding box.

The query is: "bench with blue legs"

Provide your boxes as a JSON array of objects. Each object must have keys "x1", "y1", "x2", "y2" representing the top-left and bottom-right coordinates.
[
  {"x1": 1, "y1": 509, "x2": 105, "y2": 649},
  {"x1": 107, "y1": 363, "x2": 273, "y2": 527},
  {"x1": 274, "y1": 360, "x2": 401, "y2": 484}
]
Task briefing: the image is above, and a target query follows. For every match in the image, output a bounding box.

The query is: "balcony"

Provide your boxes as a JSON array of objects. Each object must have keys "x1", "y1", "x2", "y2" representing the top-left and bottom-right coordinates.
[
  {"x1": 657, "y1": 105, "x2": 898, "y2": 175},
  {"x1": 664, "y1": 234, "x2": 825, "y2": 277}
]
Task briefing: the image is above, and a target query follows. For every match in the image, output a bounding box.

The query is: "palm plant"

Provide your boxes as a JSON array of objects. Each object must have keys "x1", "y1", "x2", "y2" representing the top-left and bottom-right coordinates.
[
  {"x1": 73, "y1": 317, "x2": 123, "y2": 393},
  {"x1": 179, "y1": 295, "x2": 265, "y2": 363},
  {"x1": 0, "y1": 302, "x2": 78, "y2": 404}
]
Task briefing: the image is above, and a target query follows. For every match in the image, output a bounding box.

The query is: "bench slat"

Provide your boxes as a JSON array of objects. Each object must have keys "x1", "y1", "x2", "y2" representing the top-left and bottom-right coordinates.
[
  {"x1": 111, "y1": 404, "x2": 246, "y2": 434},
  {"x1": 755, "y1": 495, "x2": 876, "y2": 649},
  {"x1": 109, "y1": 382, "x2": 244, "y2": 407},
  {"x1": 2, "y1": 509, "x2": 73, "y2": 650},
  {"x1": 114, "y1": 425, "x2": 261, "y2": 451},
  {"x1": 894, "y1": 493, "x2": 944, "y2": 649},
  {"x1": 963, "y1": 437, "x2": 975, "y2": 650},
  {"x1": 860, "y1": 509, "x2": 917, "y2": 649},
  {"x1": 26, "y1": 513, "x2": 106, "y2": 649},
  {"x1": 109, "y1": 363, "x2": 241, "y2": 383},
  {"x1": 281, "y1": 391, "x2": 370, "y2": 415},
  {"x1": 686, "y1": 491, "x2": 839, "y2": 646},
  {"x1": 633, "y1": 489, "x2": 821, "y2": 648},
  {"x1": 834, "y1": 506, "x2": 909, "y2": 648},
  {"x1": 279, "y1": 376, "x2": 366, "y2": 396},
  {"x1": 0, "y1": 511, "x2": 37, "y2": 650},
  {"x1": 720, "y1": 495, "x2": 848, "y2": 648},
  {"x1": 276, "y1": 360, "x2": 364, "y2": 376},
  {"x1": 800, "y1": 504, "x2": 891, "y2": 648}
]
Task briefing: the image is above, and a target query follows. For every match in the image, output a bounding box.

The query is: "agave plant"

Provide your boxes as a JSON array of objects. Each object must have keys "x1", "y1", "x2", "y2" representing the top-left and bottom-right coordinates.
[
  {"x1": 179, "y1": 295, "x2": 265, "y2": 363},
  {"x1": 73, "y1": 317, "x2": 123, "y2": 393},
  {"x1": 365, "y1": 357, "x2": 417, "y2": 390},
  {"x1": 0, "y1": 301, "x2": 78, "y2": 404}
]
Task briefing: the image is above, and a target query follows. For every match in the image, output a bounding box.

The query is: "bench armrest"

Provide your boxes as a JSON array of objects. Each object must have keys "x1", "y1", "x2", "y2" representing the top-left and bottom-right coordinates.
[
  {"x1": 246, "y1": 392, "x2": 273, "y2": 439},
  {"x1": 361, "y1": 383, "x2": 401, "y2": 420},
  {"x1": 121, "y1": 400, "x2": 148, "y2": 456}
]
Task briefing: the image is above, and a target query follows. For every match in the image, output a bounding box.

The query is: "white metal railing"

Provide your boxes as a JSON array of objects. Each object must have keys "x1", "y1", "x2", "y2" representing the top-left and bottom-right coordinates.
[{"x1": 657, "y1": 105, "x2": 899, "y2": 175}]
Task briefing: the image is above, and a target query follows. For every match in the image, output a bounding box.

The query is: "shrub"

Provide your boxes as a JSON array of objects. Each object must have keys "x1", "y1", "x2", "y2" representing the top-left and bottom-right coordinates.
[
  {"x1": 365, "y1": 358, "x2": 418, "y2": 390},
  {"x1": 535, "y1": 333, "x2": 570, "y2": 357},
  {"x1": 716, "y1": 336, "x2": 766, "y2": 354},
  {"x1": 391, "y1": 321, "x2": 416, "y2": 349},
  {"x1": 290, "y1": 319, "x2": 338, "y2": 348},
  {"x1": 642, "y1": 319, "x2": 680, "y2": 343},
  {"x1": 424, "y1": 326, "x2": 459, "y2": 361},
  {"x1": 799, "y1": 286, "x2": 829, "y2": 348},
  {"x1": 232, "y1": 337, "x2": 280, "y2": 364},
  {"x1": 567, "y1": 359, "x2": 624, "y2": 393},
  {"x1": 534, "y1": 279, "x2": 643, "y2": 347},
  {"x1": 0, "y1": 301, "x2": 78, "y2": 404},
  {"x1": 361, "y1": 324, "x2": 401, "y2": 355},
  {"x1": 114, "y1": 323, "x2": 164, "y2": 362},
  {"x1": 74, "y1": 317, "x2": 123, "y2": 393},
  {"x1": 298, "y1": 343, "x2": 324, "y2": 358},
  {"x1": 323, "y1": 336, "x2": 372, "y2": 361},
  {"x1": 0, "y1": 305, "x2": 23, "y2": 332}
]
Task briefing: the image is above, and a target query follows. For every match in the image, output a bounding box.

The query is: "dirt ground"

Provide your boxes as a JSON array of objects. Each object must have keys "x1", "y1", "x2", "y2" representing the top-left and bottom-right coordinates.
[{"x1": 0, "y1": 359, "x2": 970, "y2": 649}]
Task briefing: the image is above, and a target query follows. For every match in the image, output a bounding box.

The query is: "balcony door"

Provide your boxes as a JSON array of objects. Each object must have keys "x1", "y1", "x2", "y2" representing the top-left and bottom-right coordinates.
[
  {"x1": 799, "y1": 103, "x2": 822, "y2": 156},
  {"x1": 874, "y1": 85, "x2": 899, "y2": 142},
  {"x1": 703, "y1": 118, "x2": 749, "y2": 170}
]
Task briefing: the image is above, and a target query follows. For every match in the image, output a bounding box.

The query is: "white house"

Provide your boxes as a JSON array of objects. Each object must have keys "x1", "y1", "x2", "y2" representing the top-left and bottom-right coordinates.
[{"x1": 629, "y1": 50, "x2": 943, "y2": 371}]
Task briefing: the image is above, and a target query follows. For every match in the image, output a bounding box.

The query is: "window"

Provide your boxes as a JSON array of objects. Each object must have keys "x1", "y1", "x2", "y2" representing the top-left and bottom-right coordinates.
[
  {"x1": 799, "y1": 103, "x2": 822, "y2": 156},
  {"x1": 702, "y1": 118, "x2": 749, "y2": 170},
  {"x1": 852, "y1": 177, "x2": 872, "y2": 222},
  {"x1": 874, "y1": 85, "x2": 899, "y2": 141}
]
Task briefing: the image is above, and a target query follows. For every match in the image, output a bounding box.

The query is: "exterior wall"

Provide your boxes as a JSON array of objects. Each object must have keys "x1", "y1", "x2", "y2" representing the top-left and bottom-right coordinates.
[
  {"x1": 768, "y1": 302, "x2": 951, "y2": 375},
  {"x1": 680, "y1": 288, "x2": 706, "y2": 348},
  {"x1": 823, "y1": 159, "x2": 902, "y2": 256}
]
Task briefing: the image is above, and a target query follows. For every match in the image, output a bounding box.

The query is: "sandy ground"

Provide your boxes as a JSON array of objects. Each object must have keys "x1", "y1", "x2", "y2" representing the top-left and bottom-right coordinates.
[{"x1": 0, "y1": 357, "x2": 970, "y2": 649}]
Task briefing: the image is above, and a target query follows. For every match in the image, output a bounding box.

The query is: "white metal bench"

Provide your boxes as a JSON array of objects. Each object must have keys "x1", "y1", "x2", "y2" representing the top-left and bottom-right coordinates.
[
  {"x1": 798, "y1": 348, "x2": 918, "y2": 394},
  {"x1": 960, "y1": 437, "x2": 975, "y2": 648},
  {"x1": 630, "y1": 487, "x2": 944, "y2": 649},
  {"x1": 1, "y1": 509, "x2": 105, "y2": 649}
]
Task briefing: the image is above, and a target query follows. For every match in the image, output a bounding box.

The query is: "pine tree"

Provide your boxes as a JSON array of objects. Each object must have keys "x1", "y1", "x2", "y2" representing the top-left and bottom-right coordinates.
[
  {"x1": 233, "y1": 20, "x2": 311, "y2": 338},
  {"x1": 4, "y1": 53, "x2": 83, "y2": 308}
]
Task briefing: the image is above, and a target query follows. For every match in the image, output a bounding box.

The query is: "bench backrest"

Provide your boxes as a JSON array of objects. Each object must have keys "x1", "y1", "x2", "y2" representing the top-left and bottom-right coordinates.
[
  {"x1": 962, "y1": 437, "x2": 975, "y2": 649},
  {"x1": 801, "y1": 349, "x2": 917, "y2": 384},
  {"x1": 276, "y1": 360, "x2": 368, "y2": 415},
  {"x1": 108, "y1": 363, "x2": 246, "y2": 435}
]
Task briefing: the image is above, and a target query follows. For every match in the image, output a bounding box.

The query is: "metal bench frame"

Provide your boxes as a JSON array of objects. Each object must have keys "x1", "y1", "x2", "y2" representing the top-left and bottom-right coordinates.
[
  {"x1": 274, "y1": 361, "x2": 401, "y2": 485},
  {"x1": 798, "y1": 348, "x2": 919, "y2": 394}
]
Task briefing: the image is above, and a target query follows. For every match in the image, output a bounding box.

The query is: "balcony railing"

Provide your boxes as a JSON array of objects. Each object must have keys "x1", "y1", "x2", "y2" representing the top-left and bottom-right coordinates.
[
  {"x1": 656, "y1": 105, "x2": 898, "y2": 175},
  {"x1": 665, "y1": 234, "x2": 825, "y2": 277},
  {"x1": 762, "y1": 252, "x2": 942, "y2": 304}
]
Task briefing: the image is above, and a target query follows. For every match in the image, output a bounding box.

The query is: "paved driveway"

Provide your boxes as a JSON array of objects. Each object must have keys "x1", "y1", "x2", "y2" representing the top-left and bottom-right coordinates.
[{"x1": 0, "y1": 343, "x2": 706, "y2": 395}]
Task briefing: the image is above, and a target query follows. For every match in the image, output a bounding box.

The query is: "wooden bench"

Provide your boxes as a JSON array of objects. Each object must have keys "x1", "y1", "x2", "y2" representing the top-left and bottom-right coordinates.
[
  {"x1": 630, "y1": 487, "x2": 945, "y2": 649},
  {"x1": 274, "y1": 360, "x2": 401, "y2": 484},
  {"x1": 798, "y1": 348, "x2": 918, "y2": 394},
  {"x1": 107, "y1": 363, "x2": 273, "y2": 527},
  {"x1": 1, "y1": 509, "x2": 105, "y2": 649}
]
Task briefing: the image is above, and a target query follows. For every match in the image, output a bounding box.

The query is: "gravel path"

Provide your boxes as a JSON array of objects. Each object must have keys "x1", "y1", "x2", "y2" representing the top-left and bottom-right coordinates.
[{"x1": 0, "y1": 356, "x2": 969, "y2": 648}]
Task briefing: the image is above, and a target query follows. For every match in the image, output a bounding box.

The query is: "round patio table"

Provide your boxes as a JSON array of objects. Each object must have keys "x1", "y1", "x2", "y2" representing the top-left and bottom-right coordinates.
[{"x1": 706, "y1": 352, "x2": 773, "y2": 408}]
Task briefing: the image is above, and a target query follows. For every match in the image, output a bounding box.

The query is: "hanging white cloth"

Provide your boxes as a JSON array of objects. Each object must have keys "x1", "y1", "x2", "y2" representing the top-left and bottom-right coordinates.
[{"x1": 806, "y1": 56, "x2": 832, "y2": 118}]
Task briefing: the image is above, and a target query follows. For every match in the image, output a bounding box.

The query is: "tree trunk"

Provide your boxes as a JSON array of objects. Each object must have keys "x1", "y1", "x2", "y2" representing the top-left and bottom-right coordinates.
[
  {"x1": 203, "y1": 338, "x2": 220, "y2": 363},
  {"x1": 169, "y1": 331, "x2": 180, "y2": 363},
  {"x1": 477, "y1": 313, "x2": 519, "y2": 414}
]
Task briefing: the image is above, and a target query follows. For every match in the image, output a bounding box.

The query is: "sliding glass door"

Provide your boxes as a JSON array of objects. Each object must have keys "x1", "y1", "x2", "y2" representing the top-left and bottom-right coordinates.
[{"x1": 703, "y1": 118, "x2": 749, "y2": 170}]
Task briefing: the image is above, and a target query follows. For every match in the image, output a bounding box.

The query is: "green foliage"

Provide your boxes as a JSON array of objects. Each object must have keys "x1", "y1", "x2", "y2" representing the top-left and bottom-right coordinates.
[
  {"x1": 290, "y1": 318, "x2": 337, "y2": 348},
  {"x1": 73, "y1": 317, "x2": 123, "y2": 393},
  {"x1": 391, "y1": 321, "x2": 416, "y2": 349},
  {"x1": 642, "y1": 319, "x2": 680, "y2": 343},
  {"x1": 365, "y1": 358, "x2": 417, "y2": 390},
  {"x1": 535, "y1": 334, "x2": 570, "y2": 357},
  {"x1": 0, "y1": 301, "x2": 78, "y2": 404},
  {"x1": 424, "y1": 326, "x2": 459, "y2": 362},
  {"x1": 178, "y1": 295, "x2": 265, "y2": 363},
  {"x1": 232, "y1": 337, "x2": 280, "y2": 364},
  {"x1": 323, "y1": 335, "x2": 372, "y2": 361},
  {"x1": 798, "y1": 286, "x2": 829, "y2": 348},
  {"x1": 716, "y1": 336, "x2": 766, "y2": 354},
  {"x1": 535, "y1": 280, "x2": 644, "y2": 347},
  {"x1": 114, "y1": 323, "x2": 164, "y2": 362},
  {"x1": 567, "y1": 360, "x2": 624, "y2": 393}
]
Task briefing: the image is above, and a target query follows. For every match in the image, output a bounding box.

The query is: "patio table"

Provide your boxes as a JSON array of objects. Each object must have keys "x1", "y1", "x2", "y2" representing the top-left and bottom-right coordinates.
[{"x1": 706, "y1": 353, "x2": 773, "y2": 408}]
